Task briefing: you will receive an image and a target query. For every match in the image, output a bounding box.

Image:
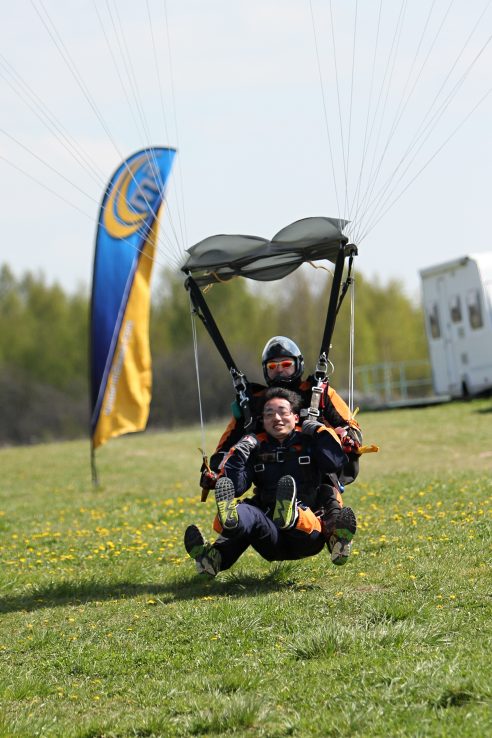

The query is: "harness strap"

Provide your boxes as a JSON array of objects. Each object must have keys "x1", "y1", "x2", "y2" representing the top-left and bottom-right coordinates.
[
  {"x1": 253, "y1": 439, "x2": 317, "y2": 499},
  {"x1": 256, "y1": 444, "x2": 303, "y2": 463}
]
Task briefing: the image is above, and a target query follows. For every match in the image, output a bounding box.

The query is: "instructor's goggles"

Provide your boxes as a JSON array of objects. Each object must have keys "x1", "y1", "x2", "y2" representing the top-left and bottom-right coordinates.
[{"x1": 265, "y1": 359, "x2": 295, "y2": 370}]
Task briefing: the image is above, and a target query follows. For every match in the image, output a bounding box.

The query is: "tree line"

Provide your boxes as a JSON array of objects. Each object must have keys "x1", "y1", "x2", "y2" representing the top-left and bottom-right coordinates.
[{"x1": 0, "y1": 262, "x2": 428, "y2": 445}]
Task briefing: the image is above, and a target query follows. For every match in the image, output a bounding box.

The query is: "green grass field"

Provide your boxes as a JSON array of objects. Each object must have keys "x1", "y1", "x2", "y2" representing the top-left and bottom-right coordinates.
[{"x1": 1, "y1": 399, "x2": 491, "y2": 737}]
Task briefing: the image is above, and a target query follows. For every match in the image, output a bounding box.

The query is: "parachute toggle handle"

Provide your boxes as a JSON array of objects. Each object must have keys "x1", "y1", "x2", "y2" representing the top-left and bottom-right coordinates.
[
  {"x1": 357, "y1": 444, "x2": 380, "y2": 455},
  {"x1": 199, "y1": 448, "x2": 212, "y2": 502}
]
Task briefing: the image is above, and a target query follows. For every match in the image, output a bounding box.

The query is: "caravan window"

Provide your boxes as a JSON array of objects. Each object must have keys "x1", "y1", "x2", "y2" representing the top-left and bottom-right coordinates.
[
  {"x1": 449, "y1": 295, "x2": 462, "y2": 323},
  {"x1": 427, "y1": 303, "x2": 441, "y2": 339},
  {"x1": 466, "y1": 290, "x2": 483, "y2": 330}
]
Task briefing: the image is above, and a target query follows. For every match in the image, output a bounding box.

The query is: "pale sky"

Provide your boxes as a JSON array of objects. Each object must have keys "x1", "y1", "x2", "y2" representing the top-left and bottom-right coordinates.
[{"x1": 1, "y1": 0, "x2": 492, "y2": 300}]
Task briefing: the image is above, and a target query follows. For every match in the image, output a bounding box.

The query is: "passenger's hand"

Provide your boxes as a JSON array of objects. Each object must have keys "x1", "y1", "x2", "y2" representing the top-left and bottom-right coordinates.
[{"x1": 301, "y1": 418, "x2": 324, "y2": 436}]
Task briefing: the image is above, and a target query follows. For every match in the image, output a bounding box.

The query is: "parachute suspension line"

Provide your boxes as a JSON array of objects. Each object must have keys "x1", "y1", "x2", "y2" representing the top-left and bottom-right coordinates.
[
  {"x1": 349, "y1": 0, "x2": 383, "y2": 236},
  {"x1": 0, "y1": 128, "x2": 100, "y2": 205},
  {"x1": 163, "y1": 0, "x2": 189, "y2": 250},
  {"x1": 359, "y1": 83, "x2": 492, "y2": 242},
  {"x1": 348, "y1": 268, "x2": 356, "y2": 415},
  {"x1": 99, "y1": 0, "x2": 172, "y2": 225},
  {"x1": 145, "y1": 0, "x2": 172, "y2": 167},
  {"x1": 345, "y1": 0, "x2": 359, "y2": 221},
  {"x1": 0, "y1": 155, "x2": 99, "y2": 220},
  {"x1": 29, "y1": 0, "x2": 176, "y2": 263},
  {"x1": 358, "y1": 36, "x2": 492, "y2": 242},
  {"x1": 96, "y1": 0, "x2": 183, "y2": 261},
  {"x1": 105, "y1": 0, "x2": 157, "y2": 152},
  {"x1": 343, "y1": 0, "x2": 408, "y2": 242},
  {"x1": 351, "y1": 0, "x2": 492, "y2": 245},
  {"x1": 0, "y1": 153, "x2": 181, "y2": 274},
  {"x1": 103, "y1": 0, "x2": 181, "y2": 256},
  {"x1": 93, "y1": 1, "x2": 147, "y2": 155},
  {"x1": 0, "y1": 52, "x2": 181, "y2": 268},
  {"x1": 189, "y1": 293, "x2": 207, "y2": 458},
  {"x1": 308, "y1": 0, "x2": 342, "y2": 225},
  {"x1": 328, "y1": 0, "x2": 350, "y2": 220},
  {"x1": 350, "y1": 0, "x2": 443, "y2": 242},
  {"x1": 354, "y1": 3, "x2": 479, "y2": 241},
  {"x1": 0, "y1": 53, "x2": 108, "y2": 189},
  {"x1": 349, "y1": 0, "x2": 409, "y2": 244}
]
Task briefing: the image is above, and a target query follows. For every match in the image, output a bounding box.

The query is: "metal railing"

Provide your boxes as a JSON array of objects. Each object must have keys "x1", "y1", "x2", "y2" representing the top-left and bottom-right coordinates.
[{"x1": 354, "y1": 360, "x2": 435, "y2": 406}]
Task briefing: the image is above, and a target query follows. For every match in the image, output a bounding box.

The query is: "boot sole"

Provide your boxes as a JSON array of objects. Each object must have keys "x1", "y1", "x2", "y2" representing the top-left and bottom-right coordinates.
[
  {"x1": 184, "y1": 524, "x2": 207, "y2": 560},
  {"x1": 331, "y1": 507, "x2": 357, "y2": 566},
  {"x1": 273, "y1": 475, "x2": 297, "y2": 529},
  {"x1": 215, "y1": 477, "x2": 238, "y2": 529},
  {"x1": 335, "y1": 507, "x2": 357, "y2": 540}
]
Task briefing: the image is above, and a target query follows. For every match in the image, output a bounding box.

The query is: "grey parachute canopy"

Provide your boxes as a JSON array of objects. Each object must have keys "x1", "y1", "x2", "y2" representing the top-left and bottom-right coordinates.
[{"x1": 181, "y1": 216, "x2": 352, "y2": 286}]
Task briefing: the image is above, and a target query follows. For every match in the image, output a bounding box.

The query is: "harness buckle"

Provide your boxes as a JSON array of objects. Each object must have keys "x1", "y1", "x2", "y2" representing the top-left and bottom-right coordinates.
[
  {"x1": 298, "y1": 455, "x2": 311, "y2": 465},
  {"x1": 254, "y1": 463, "x2": 265, "y2": 472},
  {"x1": 276, "y1": 450, "x2": 285, "y2": 463}
]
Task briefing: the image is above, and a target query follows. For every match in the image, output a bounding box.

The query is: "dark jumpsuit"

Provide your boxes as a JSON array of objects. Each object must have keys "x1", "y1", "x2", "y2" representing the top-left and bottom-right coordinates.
[
  {"x1": 212, "y1": 425, "x2": 347, "y2": 571},
  {"x1": 211, "y1": 377, "x2": 362, "y2": 490}
]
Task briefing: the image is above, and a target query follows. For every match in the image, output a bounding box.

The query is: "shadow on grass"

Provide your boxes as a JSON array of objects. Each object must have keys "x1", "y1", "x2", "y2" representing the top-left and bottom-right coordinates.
[
  {"x1": 0, "y1": 563, "x2": 316, "y2": 614},
  {"x1": 476, "y1": 404, "x2": 492, "y2": 414}
]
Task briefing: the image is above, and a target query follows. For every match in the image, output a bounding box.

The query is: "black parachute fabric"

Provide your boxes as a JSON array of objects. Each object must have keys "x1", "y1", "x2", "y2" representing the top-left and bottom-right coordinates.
[{"x1": 181, "y1": 216, "x2": 350, "y2": 286}]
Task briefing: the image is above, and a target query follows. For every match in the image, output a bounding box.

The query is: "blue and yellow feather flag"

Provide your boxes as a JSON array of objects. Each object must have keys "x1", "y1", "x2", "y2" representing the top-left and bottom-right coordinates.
[{"x1": 90, "y1": 147, "x2": 176, "y2": 463}]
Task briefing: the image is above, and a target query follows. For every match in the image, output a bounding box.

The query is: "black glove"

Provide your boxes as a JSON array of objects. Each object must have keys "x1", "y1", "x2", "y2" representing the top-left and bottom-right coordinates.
[
  {"x1": 199, "y1": 468, "x2": 218, "y2": 490},
  {"x1": 301, "y1": 418, "x2": 324, "y2": 436},
  {"x1": 234, "y1": 434, "x2": 259, "y2": 459},
  {"x1": 335, "y1": 425, "x2": 362, "y2": 453}
]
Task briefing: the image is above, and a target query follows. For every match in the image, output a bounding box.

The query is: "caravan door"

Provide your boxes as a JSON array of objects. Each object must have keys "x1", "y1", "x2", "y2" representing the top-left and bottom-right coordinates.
[{"x1": 436, "y1": 276, "x2": 460, "y2": 394}]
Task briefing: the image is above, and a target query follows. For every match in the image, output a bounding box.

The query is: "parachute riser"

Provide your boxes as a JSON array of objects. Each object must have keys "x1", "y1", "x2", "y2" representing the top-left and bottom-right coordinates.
[
  {"x1": 184, "y1": 275, "x2": 253, "y2": 428},
  {"x1": 309, "y1": 243, "x2": 357, "y2": 417},
  {"x1": 318, "y1": 242, "x2": 357, "y2": 364}
]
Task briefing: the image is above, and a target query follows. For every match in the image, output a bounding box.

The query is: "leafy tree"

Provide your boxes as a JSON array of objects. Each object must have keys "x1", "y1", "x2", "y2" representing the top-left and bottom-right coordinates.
[{"x1": 0, "y1": 260, "x2": 429, "y2": 444}]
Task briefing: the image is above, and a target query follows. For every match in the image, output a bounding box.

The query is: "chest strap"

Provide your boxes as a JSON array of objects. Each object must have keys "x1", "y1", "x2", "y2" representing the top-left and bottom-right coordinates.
[
  {"x1": 254, "y1": 453, "x2": 311, "y2": 472},
  {"x1": 256, "y1": 444, "x2": 305, "y2": 464}
]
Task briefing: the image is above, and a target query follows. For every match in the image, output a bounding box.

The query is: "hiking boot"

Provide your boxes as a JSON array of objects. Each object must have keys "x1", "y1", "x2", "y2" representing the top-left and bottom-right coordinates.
[
  {"x1": 215, "y1": 477, "x2": 239, "y2": 530},
  {"x1": 184, "y1": 524, "x2": 221, "y2": 577},
  {"x1": 326, "y1": 507, "x2": 357, "y2": 566},
  {"x1": 273, "y1": 475, "x2": 298, "y2": 529}
]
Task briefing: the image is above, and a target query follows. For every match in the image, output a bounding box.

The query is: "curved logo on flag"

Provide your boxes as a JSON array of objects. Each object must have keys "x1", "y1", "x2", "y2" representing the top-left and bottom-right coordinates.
[{"x1": 103, "y1": 152, "x2": 163, "y2": 239}]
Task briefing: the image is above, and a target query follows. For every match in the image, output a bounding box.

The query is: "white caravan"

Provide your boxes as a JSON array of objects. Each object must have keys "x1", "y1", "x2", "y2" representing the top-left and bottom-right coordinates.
[{"x1": 419, "y1": 253, "x2": 492, "y2": 397}]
